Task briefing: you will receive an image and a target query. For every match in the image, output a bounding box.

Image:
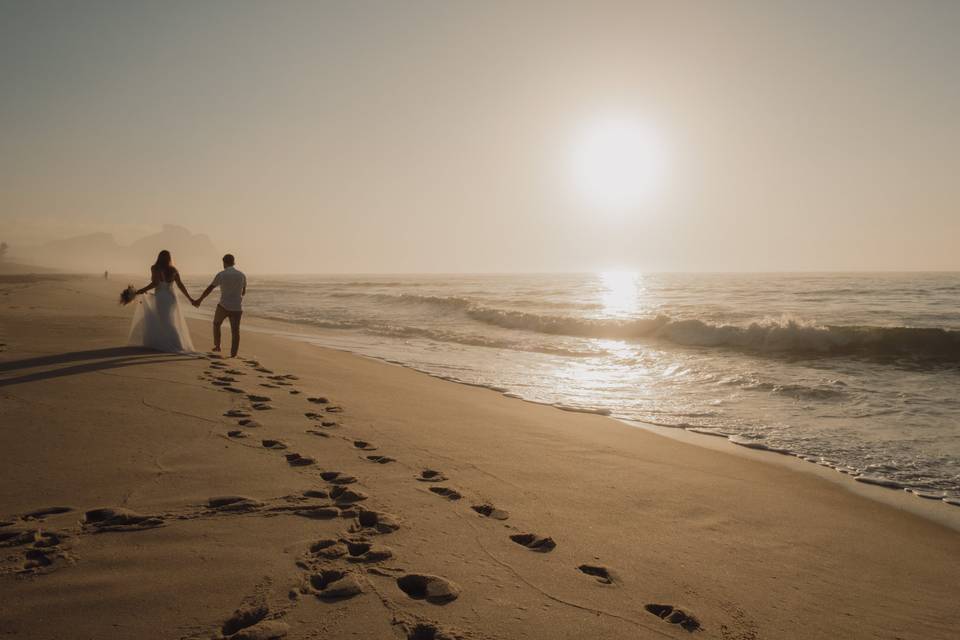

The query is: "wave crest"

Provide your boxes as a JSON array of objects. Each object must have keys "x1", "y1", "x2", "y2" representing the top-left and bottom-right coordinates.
[
  {"x1": 467, "y1": 307, "x2": 960, "y2": 360},
  {"x1": 265, "y1": 292, "x2": 960, "y2": 361}
]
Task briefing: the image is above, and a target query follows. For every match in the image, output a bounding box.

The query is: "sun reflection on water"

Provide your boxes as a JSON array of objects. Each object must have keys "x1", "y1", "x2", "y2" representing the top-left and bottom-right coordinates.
[{"x1": 598, "y1": 271, "x2": 643, "y2": 318}]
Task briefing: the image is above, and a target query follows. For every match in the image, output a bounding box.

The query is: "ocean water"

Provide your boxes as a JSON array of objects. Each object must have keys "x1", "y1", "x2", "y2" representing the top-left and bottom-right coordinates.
[{"x1": 241, "y1": 272, "x2": 960, "y2": 505}]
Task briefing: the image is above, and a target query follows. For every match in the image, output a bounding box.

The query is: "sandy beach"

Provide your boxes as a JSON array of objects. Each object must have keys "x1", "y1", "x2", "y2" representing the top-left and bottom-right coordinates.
[{"x1": 1, "y1": 273, "x2": 958, "y2": 640}]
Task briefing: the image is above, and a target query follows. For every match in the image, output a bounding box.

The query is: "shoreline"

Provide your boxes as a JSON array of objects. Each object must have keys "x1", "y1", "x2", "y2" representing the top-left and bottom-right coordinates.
[
  {"x1": 9, "y1": 269, "x2": 960, "y2": 526},
  {"x1": 3, "y1": 274, "x2": 960, "y2": 639},
  {"x1": 213, "y1": 303, "x2": 960, "y2": 533}
]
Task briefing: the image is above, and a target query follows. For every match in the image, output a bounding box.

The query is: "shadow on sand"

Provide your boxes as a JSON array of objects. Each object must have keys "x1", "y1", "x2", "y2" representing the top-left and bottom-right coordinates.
[{"x1": 0, "y1": 347, "x2": 200, "y2": 387}]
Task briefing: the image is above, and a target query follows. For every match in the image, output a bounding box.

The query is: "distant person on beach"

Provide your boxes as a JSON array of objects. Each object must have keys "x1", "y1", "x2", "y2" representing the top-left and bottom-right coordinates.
[
  {"x1": 194, "y1": 254, "x2": 246, "y2": 357},
  {"x1": 104, "y1": 270, "x2": 108, "y2": 280},
  {"x1": 125, "y1": 250, "x2": 196, "y2": 353}
]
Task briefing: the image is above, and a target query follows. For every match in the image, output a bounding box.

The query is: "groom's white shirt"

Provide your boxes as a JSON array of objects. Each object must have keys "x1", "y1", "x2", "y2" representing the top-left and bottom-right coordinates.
[{"x1": 211, "y1": 266, "x2": 246, "y2": 311}]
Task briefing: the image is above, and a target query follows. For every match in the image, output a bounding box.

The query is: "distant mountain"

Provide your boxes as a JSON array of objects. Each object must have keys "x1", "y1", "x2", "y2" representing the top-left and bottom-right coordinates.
[
  {"x1": 24, "y1": 225, "x2": 218, "y2": 274},
  {"x1": 128, "y1": 225, "x2": 218, "y2": 271}
]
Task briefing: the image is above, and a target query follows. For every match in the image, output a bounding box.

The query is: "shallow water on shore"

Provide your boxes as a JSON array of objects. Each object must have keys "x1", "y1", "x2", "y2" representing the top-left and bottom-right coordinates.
[{"x1": 240, "y1": 272, "x2": 960, "y2": 504}]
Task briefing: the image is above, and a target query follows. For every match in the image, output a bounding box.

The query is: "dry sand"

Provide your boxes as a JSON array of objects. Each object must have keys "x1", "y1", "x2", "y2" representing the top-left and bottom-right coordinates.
[{"x1": 1, "y1": 274, "x2": 958, "y2": 640}]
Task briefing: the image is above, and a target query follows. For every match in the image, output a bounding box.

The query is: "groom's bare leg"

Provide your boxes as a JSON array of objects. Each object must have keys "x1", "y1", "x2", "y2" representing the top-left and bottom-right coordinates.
[
  {"x1": 227, "y1": 310, "x2": 242, "y2": 357},
  {"x1": 212, "y1": 304, "x2": 228, "y2": 351}
]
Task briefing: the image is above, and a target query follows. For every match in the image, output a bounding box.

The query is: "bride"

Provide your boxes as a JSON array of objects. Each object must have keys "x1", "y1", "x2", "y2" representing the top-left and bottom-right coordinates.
[{"x1": 127, "y1": 250, "x2": 196, "y2": 353}]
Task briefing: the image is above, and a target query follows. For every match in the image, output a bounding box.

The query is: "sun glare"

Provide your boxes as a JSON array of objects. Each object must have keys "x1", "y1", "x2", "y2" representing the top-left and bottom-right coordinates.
[
  {"x1": 570, "y1": 117, "x2": 665, "y2": 210},
  {"x1": 599, "y1": 270, "x2": 642, "y2": 317}
]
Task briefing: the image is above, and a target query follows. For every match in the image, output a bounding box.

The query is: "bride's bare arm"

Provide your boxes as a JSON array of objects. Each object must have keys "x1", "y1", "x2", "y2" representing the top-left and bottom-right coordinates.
[
  {"x1": 174, "y1": 270, "x2": 193, "y2": 302},
  {"x1": 136, "y1": 269, "x2": 159, "y2": 295}
]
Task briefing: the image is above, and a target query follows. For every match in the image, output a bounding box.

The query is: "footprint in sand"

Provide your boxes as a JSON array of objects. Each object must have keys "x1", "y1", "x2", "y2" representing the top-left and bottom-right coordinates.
[
  {"x1": 307, "y1": 396, "x2": 329, "y2": 404},
  {"x1": 223, "y1": 387, "x2": 245, "y2": 394},
  {"x1": 304, "y1": 413, "x2": 336, "y2": 427},
  {"x1": 416, "y1": 469, "x2": 447, "y2": 482},
  {"x1": 211, "y1": 381, "x2": 231, "y2": 387},
  {"x1": 260, "y1": 383, "x2": 280, "y2": 389},
  {"x1": 309, "y1": 538, "x2": 347, "y2": 559},
  {"x1": 221, "y1": 603, "x2": 268, "y2": 636},
  {"x1": 644, "y1": 604, "x2": 702, "y2": 632},
  {"x1": 402, "y1": 621, "x2": 464, "y2": 640},
  {"x1": 351, "y1": 509, "x2": 400, "y2": 534},
  {"x1": 0, "y1": 528, "x2": 40, "y2": 547},
  {"x1": 251, "y1": 403, "x2": 273, "y2": 411},
  {"x1": 326, "y1": 406, "x2": 344, "y2": 413},
  {"x1": 224, "y1": 409, "x2": 251, "y2": 418},
  {"x1": 227, "y1": 430, "x2": 248, "y2": 438},
  {"x1": 225, "y1": 369, "x2": 245, "y2": 375},
  {"x1": 353, "y1": 440, "x2": 377, "y2": 451},
  {"x1": 429, "y1": 487, "x2": 462, "y2": 501},
  {"x1": 470, "y1": 504, "x2": 509, "y2": 520},
  {"x1": 246, "y1": 394, "x2": 271, "y2": 403},
  {"x1": 366, "y1": 455, "x2": 396, "y2": 464},
  {"x1": 262, "y1": 439, "x2": 288, "y2": 450},
  {"x1": 320, "y1": 471, "x2": 357, "y2": 485},
  {"x1": 306, "y1": 429, "x2": 331, "y2": 438},
  {"x1": 396, "y1": 574, "x2": 461, "y2": 604},
  {"x1": 21, "y1": 547, "x2": 62, "y2": 573},
  {"x1": 309, "y1": 568, "x2": 364, "y2": 600},
  {"x1": 509, "y1": 532, "x2": 556, "y2": 552},
  {"x1": 30, "y1": 530, "x2": 64, "y2": 548},
  {"x1": 83, "y1": 508, "x2": 164, "y2": 532},
  {"x1": 289, "y1": 390, "x2": 301, "y2": 395},
  {"x1": 238, "y1": 419, "x2": 261, "y2": 427},
  {"x1": 311, "y1": 538, "x2": 393, "y2": 563},
  {"x1": 577, "y1": 564, "x2": 615, "y2": 585},
  {"x1": 344, "y1": 540, "x2": 393, "y2": 563},
  {"x1": 285, "y1": 453, "x2": 316, "y2": 466},
  {"x1": 2, "y1": 528, "x2": 71, "y2": 575},
  {"x1": 329, "y1": 486, "x2": 368, "y2": 505}
]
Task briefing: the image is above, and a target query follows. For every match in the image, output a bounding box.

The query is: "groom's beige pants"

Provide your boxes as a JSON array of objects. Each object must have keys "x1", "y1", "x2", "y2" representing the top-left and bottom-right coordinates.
[{"x1": 213, "y1": 304, "x2": 242, "y2": 357}]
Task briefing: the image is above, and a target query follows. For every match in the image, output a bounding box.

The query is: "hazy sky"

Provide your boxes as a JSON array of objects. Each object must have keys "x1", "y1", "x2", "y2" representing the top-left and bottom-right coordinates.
[{"x1": 2, "y1": 0, "x2": 959, "y2": 273}]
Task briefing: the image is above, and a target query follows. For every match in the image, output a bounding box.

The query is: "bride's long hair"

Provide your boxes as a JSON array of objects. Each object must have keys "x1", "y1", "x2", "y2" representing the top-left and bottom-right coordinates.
[{"x1": 152, "y1": 250, "x2": 175, "y2": 280}]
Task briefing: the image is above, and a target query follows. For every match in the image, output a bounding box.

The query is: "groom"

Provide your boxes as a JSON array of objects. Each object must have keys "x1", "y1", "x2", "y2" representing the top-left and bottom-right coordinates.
[{"x1": 194, "y1": 254, "x2": 246, "y2": 357}]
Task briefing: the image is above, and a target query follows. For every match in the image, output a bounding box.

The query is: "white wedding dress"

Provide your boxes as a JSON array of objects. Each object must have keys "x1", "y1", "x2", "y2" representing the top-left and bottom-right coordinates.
[{"x1": 128, "y1": 281, "x2": 195, "y2": 353}]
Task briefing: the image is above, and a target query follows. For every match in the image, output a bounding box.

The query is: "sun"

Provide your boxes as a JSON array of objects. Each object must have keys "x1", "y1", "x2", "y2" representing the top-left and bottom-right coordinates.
[{"x1": 570, "y1": 116, "x2": 665, "y2": 210}]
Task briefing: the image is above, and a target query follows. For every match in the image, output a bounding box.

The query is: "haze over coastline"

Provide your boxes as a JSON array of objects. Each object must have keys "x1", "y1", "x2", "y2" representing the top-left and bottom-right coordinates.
[
  {"x1": 3, "y1": 0, "x2": 960, "y2": 273},
  {"x1": 6, "y1": 225, "x2": 217, "y2": 274}
]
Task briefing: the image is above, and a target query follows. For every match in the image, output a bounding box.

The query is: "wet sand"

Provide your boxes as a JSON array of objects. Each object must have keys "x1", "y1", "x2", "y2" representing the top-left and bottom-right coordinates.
[{"x1": 1, "y1": 274, "x2": 958, "y2": 639}]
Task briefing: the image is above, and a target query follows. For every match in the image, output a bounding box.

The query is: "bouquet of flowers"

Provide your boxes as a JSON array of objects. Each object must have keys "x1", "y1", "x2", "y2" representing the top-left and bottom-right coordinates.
[{"x1": 119, "y1": 285, "x2": 138, "y2": 306}]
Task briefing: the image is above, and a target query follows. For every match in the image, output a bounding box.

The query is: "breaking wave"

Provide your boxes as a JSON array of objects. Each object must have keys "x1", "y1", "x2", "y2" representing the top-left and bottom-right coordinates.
[{"x1": 316, "y1": 293, "x2": 960, "y2": 361}]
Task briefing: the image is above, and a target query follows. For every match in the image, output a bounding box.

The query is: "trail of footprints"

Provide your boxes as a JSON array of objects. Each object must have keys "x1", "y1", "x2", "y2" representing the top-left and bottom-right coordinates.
[
  {"x1": 3, "y1": 353, "x2": 703, "y2": 638},
  {"x1": 202, "y1": 354, "x2": 471, "y2": 638}
]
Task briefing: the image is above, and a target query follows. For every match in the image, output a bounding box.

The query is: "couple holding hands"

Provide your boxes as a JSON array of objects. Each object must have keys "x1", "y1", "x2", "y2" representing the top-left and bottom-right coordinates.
[{"x1": 126, "y1": 251, "x2": 246, "y2": 357}]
